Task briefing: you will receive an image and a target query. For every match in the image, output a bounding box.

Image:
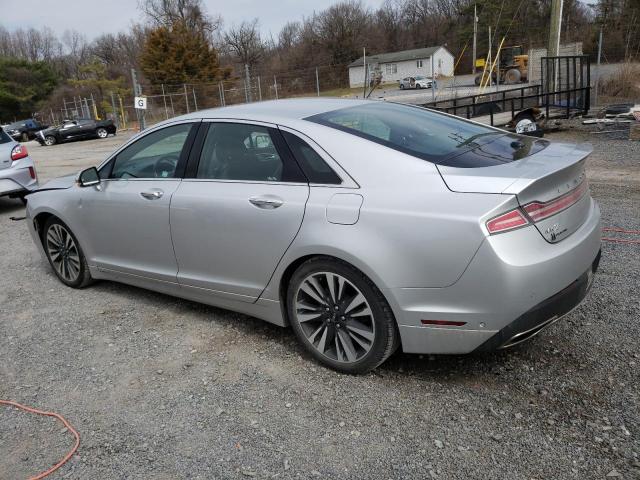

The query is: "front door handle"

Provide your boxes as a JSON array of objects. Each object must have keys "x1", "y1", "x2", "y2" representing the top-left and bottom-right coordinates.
[
  {"x1": 140, "y1": 189, "x2": 164, "y2": 200},
  {"x1": 249, "y1": 196, "x2": 284, "y2": 209}
]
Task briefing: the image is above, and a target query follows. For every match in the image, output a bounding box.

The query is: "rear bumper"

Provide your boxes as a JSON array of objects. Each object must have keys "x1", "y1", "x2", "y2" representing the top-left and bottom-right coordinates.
[
  {"x1": 474, "y1": 249, "x2": 600, "y2": 351},
  {"x1": 390, "y1": 197, "x2": 601, "y2": 354},
  {"x1": 0, "y1": 162, "x2": 38, "y2": 195}
]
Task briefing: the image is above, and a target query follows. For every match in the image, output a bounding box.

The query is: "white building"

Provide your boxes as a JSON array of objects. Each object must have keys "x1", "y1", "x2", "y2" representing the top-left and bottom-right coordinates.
[{"x1": 348, "y1": 46, "x2": 455, "y2": 88}]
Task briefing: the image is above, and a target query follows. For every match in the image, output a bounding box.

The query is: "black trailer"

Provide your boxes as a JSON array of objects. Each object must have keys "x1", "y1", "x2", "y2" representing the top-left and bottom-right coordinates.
[{"x1": 419, "y1": 55, "x2": 591, "y2": 136}]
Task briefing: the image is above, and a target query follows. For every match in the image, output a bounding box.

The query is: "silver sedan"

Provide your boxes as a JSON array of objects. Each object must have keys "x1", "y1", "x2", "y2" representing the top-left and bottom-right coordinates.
[
  {"x1": 25, "y1": 99, "x2": 601, "y2": 373},
  {"x1": 0, "y1": 127, "x2": 38, "y2": 202}
]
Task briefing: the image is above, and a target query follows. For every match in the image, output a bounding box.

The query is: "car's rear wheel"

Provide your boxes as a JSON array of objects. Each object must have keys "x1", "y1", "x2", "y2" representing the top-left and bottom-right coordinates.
[
  {"x1": 43, "y1": 217, "x2": 93, "y2": 288},
  {"x1": 96, "y1": 128, "x2": 108, "y2": 139},
  {"x1": 21, "y1": 132, "x2": 29, "y2": 142},
  {"x1": 287, "y1": 258, "x2": 399, "y2": 374},
  {"x1": 400, "y1": 84, "x2": 404, "y2": 90},
  {"x1": 44, "y1": 135, "x2": 56, "y2": 146}
]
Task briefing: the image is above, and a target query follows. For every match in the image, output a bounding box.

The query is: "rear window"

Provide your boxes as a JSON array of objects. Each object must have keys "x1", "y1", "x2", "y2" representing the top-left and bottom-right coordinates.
[
  {"x1": 0, "y1": 128, "x2": 12, "y2": 144},
  {"x1": 306, "y1": 102, "x2": 547, "y2": 167}
]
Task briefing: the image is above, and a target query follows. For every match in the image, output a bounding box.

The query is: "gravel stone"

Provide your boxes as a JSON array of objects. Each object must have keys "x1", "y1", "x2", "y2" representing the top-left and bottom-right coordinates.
[{"x1": 0, "y1": 129, "x2": 638, "y2": 478}]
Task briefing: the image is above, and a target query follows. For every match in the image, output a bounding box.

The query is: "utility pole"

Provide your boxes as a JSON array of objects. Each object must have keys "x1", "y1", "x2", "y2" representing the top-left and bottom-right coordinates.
[
  {"x1": 274, "y1": 76, "x2": 278, "y2": 100},
  {"x1": 472, "y1": 3, "x2": 478, "y2": 75},
  {"x1": 184, "y1": 84, "x2": 190, "y2": 113},
  {"x1": 315, "y1": 67, "x2": 320, "y2": 97},
  {"x1": 161, "y1": 84, "x2": 169, "y2": 119},
  {"x1": 110, "y1": 92, "x2": 118, "y2": 128},
  {"x1": 131, "y1": 68, "x2": 145, "y2": 130},
  {"x1": 245, "y1": 64, "x2": 252, "y2": 103},
  {"x1": 548, "y1": 0, "x2": 563, "y2": 57},
  {"x1": 488, "y1": 27, "x2": 492, "y2": 88},
  {"x1": 594, "y1": 26, "x2": 603, "y2": 107},
  {"x1": 362, "y1": 47, "x2": 367, "y2": 98},
  {"x1": 431, "y1": 55, "x2": 435, "y2": 102}
]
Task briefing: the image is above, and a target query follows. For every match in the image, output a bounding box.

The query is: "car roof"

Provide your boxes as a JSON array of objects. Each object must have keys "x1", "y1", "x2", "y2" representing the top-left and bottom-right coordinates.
[{"x1": 175, "y1": 97, "x2": 371, "y2": 124}]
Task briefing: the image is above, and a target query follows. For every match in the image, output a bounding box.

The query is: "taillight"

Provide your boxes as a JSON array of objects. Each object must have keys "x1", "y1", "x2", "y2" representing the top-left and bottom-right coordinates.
[
  {"x1": 11, "y1": 144, "x2": 28, "y2": 161},
  {"x1": 486, "y1": 208, "x2": 529, "y2": 234},
  {"x1": 523, "y1": 181, "x2": 588, "y2": 222}
]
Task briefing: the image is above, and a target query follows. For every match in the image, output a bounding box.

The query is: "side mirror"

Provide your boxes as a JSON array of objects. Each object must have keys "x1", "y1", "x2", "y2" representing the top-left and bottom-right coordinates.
[{"x1": 78, "y1": 167, "x2": 100, "y2": 187}]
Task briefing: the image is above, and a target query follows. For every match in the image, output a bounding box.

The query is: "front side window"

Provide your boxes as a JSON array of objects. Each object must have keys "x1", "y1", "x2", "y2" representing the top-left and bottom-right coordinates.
[
  {"x1": 306, "y1": 102, "x2": 537, "y2": 167},
  {"x1": 110, "y1": 123, "x2": 192, "y2": 179},
  {"x1": 197, "y1": 123, "x2": 294, "y2": 182}
]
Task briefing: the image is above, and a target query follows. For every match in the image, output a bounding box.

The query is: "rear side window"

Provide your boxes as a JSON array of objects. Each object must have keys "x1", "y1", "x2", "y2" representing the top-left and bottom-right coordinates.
[
  {"x1": 196, "y1": 123, "x2": 304, "y2": 183},
  {"x1": 306, "y1": 102, "x2": 543, "y2": 167},
  {"x1": 282, "y1": 132, "x2": 341, "y2": 184},
  {"x1": 0, "y1": 128, "x2": 11, "y2": 144}
]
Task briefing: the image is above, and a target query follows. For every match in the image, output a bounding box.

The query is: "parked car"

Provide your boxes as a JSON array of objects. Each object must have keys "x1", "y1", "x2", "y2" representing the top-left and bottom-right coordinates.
[
  {"x1": 36, "y1": 118, "x2": 116, "y2": 146},
  {"x1": 0, "y1": 127, "x2": 38, "y2": 202},
  {"x1": 5, "y1": 119, "x2": 48, "y2": 142},
  {"x1": 26, "y1": 99, "x2": 601, "y2": 373},
  {"x1": 399, "y1": 75, "x2": 433, "y2": 89}
]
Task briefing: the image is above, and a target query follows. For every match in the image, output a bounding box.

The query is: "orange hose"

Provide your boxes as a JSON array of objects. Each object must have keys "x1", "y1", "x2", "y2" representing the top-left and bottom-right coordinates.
[
  {"x1": 0, "y1": 400, "x2": 80, "y2": 480},
  {"x1": 602, "y1": 227, "x2": 640, "y2": 235},
  {"x1": 602, "y1": 237, "x2": 640, "y2": 245}
]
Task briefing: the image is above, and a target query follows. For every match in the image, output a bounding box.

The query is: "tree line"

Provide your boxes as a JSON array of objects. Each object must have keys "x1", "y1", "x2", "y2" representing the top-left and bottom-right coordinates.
[{"x1": 0, "y1": 0, "x2": 638, "y2": 122}]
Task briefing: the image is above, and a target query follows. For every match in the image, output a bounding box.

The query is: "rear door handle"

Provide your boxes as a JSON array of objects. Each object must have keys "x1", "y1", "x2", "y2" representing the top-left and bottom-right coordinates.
[
  {"x1": 140, "y1": 189, "x2": 164, "y2": 200},
  {"x1": 249, "y1": 196, "x2": 284, "y2": 209}
]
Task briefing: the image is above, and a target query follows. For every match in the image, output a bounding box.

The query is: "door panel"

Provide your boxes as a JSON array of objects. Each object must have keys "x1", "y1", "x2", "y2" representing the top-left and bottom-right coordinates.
[
  {"x1": 81, "y1": 179, "x2": 181, "y2": 282},
  {"x1": 80, "y1": 122, "x2": 197, "y2": 282},
  {"x1": 170, "y1": 181, "x2": 308, "y2": 300},
  {"x1": 170, "y1": 121, "x2": 309, "y2": 301}
]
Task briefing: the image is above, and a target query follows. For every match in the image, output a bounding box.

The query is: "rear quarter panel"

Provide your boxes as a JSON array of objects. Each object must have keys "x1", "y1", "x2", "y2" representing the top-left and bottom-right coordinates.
[{"x1": 263, "y1": 121, "x2": 513, "y2": 300}]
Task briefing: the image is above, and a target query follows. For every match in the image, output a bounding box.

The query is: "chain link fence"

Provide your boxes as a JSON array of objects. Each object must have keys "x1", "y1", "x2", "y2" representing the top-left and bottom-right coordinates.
[{"x1": 36, "y1": 63, "x2": 352, "y2": 131}]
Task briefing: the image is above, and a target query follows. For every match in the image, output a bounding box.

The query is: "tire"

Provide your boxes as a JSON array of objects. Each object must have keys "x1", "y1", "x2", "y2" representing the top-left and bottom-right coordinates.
[
  {"x1": 44, "y1": 135, "x2": 56, "y2": 146},
  {"x1": 400, "y1": 84, "x2": 404, "y2": 90},
  {"x1": 416, "y1": 84, "x2": 421, "y2": 89},
  {"x1": 514, "y1": 112, "x2": 544, "y2": 137},
  {"x1": 42, "y1": 217, "x2": 93, "y2": 289},
  {"x1": 96, "y1": 127, "x2": 108, "y2": 139},
  {"x1": 474, "y1": 74, "x2": 482, "y2": 86},
  {"x1": 504, "y1": 68, "x2": 521, "y2": 84},
  {"x1": 287, "y1": 257, "x2": 399, "y2": 374},
  {"x1": 21, "y1": 132, "x2": 29, "y2": 142}
]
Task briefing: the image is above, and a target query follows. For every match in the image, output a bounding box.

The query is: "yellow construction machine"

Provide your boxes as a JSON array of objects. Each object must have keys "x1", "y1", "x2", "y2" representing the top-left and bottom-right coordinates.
[{"x1": 474, "y1": 45, "x2": 528, "y2": 86}]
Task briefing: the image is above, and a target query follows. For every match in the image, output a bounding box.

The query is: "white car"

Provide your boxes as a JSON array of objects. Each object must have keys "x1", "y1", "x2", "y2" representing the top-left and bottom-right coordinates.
[{"x1": 399, "y1": 76, "x2": 433, "y2": 89}]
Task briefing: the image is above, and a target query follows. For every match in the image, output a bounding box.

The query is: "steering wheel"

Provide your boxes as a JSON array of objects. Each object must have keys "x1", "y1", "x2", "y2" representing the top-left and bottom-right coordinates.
[{"x1": 154, "y1": 155, "x2": 178, "y2": 178}]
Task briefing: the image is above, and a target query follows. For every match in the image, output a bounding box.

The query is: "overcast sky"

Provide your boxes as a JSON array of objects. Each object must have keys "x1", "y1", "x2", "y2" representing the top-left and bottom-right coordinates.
[{"x1": 0, "y1": 0, "x2": 385, "y2": 41}]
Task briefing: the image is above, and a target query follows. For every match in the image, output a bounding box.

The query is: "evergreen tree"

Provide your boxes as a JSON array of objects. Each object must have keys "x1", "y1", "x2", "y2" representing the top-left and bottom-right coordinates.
[{"x1": 140, "y1": 21, "x2": 229, "y2": 85}]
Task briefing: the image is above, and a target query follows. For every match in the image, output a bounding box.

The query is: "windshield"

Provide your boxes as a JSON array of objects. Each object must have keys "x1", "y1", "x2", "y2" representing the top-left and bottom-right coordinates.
[
  {"x1": 415, "y1": 76, "x2": 426, "y2": 80},
  {"x1": 6, "y1": 122, "x2": 23, "y2": 130},
  {"x1": 306, "y1": 102, "x2": 511, "y2": 166}
]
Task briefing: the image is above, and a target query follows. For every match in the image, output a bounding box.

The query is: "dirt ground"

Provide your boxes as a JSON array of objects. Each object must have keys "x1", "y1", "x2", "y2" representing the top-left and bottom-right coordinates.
[{"x1": 0, "y1": 127, "x2": 639, "y2": 479}]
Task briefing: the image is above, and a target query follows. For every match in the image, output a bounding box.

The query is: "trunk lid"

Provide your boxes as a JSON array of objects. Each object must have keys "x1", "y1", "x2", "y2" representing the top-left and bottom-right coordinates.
[{"x1": 437, "y1": 141, "x2": 592, "y2": 243}]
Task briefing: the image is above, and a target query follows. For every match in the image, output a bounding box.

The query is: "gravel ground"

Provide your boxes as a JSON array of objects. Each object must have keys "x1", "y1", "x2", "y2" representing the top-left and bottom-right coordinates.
[{"x1": 0, "y1": 130, "x2": 639, "y2": 479}]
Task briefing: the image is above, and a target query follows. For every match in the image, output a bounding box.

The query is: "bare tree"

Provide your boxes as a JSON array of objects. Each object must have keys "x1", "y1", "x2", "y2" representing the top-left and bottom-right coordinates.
[
  {"x1": 138, "y1": 0, "x2": 221, "y2": 36},
  {"x1": 318, "y1": 0, "x2": 370, "y2": 65},
  {"x1": 224, "y1": 19, "x2": 264, "y2": 70}
]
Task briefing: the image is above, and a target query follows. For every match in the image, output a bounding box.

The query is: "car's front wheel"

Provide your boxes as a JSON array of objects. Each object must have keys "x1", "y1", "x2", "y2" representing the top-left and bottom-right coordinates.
[
  {"x1": 287, "y1": 258, "x2": 399, "y2": 374},
  {"x1": 96, "y1": 127, "x2": 108, "y2": 139},
  {"x1": 43, "y1": 217, "x2": 93, "y2": 288},
  {"x1": 44, "y1": 135, "x2": 56, "y2": 146}
]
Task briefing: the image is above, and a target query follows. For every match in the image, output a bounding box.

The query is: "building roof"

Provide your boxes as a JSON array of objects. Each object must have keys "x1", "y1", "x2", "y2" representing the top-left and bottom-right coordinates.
[{"x1": 348, "y1": 46, "x2": 448, "y2": 68}]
